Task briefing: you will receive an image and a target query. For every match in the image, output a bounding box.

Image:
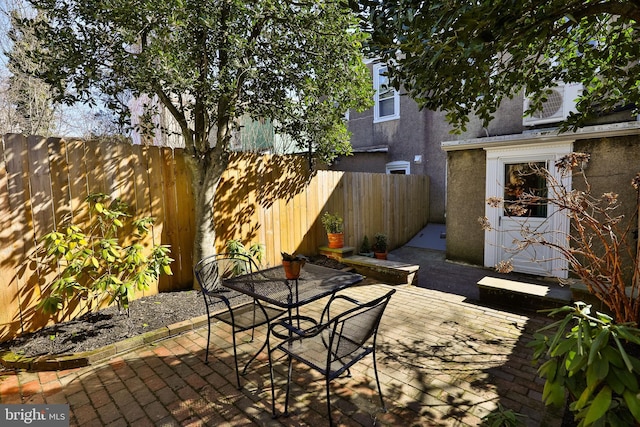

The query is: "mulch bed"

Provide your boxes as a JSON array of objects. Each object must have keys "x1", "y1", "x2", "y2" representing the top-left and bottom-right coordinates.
[{"x1": 0, "y1": 255, "x2": 346, "y2": 358}]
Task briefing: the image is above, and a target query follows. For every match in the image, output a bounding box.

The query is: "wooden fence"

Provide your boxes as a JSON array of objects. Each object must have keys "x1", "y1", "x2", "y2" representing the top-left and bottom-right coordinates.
[
  {"x1": 214, "y1": 154, "x2": 431, "y2": 264},
  {"x1": 0, "y1": 134, "x2": 429, "y2": 342}
]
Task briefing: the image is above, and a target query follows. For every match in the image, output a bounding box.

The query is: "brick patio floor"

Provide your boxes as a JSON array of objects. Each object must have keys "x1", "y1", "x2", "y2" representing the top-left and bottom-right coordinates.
[{"x1": 0, "y1": 282, "x2": 564, "y2": 426}]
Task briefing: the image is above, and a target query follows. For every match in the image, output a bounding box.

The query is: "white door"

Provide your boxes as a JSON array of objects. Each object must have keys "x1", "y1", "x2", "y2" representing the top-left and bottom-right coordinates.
[{"x1": 485, "y1": 143, "x2": 572, "y2": 278}]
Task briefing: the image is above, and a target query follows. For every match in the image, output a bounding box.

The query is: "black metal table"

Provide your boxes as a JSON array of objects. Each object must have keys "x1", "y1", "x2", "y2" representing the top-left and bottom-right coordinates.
[{"x1": 221, "y1": 263, "x2": 364, "y2": 373}]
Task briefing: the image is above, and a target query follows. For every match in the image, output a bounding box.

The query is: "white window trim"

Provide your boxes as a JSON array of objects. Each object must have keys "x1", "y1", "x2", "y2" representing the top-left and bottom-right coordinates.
[
  {"x1": 386, "y1": 160, "x2": 410, "y2": 174},
  {"x1": 373, "y1": 64, "x2": 400, "y2": 123}
]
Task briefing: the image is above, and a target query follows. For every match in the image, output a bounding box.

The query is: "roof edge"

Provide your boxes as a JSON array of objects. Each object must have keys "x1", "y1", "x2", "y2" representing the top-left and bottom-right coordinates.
[{"x1": 441, "y1": 120, "x2": 640, "y2": 152}]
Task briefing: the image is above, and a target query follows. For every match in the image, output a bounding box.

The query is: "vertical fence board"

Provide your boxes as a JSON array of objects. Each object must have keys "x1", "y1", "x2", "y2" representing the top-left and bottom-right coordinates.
[
  {"x1": 174, "y1": 150, "x2": 195, "y2": 286},
  {"x1": 3, "y1": 135, "x2": 39, "y2": 338},
  {"x1": 117, "y1": 143, "x2": 136, "y2": 208},
  {"x1": 85, "y1": 140, "x2": 106, "y2": 198},
  {"x1": 131, "y1": 144, "x2": 152, "y2": 219},
  {"x1": 271, "y1": 165, "x2": 283, "y2": 267},
  {"x1": 102, "y1": 139, "x2": 121, "y2": 200},
  {"x1": 26, "y1": 136, "x2": 61, "y2": 327},
  {"x1": 260, "y1": 158, "x2": 276, "y2": 265},
  {"x1": 160, "y1": 149, "x2": 182, "y2": 291},
  {"x1": 47, "y1": 138, "x2": 71, "y2": 228},
  {"x1": 66, "y1": 139, "x2": 90, "y2": 225},
  {"x1": 27, "y1": 136, "x2": 55, "y2": 240},
  {"x1": 146, "y1": 146, "x2": 167, "y2": 290},
  {"x1": 0, "y1": 136, "x2": 19, "y2": 339}
]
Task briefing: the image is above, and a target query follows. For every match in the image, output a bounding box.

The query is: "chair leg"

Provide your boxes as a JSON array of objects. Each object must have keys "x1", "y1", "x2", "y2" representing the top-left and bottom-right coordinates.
[
  {"x1": 372, "y1": 351, "x2": 387, "y2": 412},
  {"x1": 204, "y1": 319, "x2": 211, "y2": 363},
  {"x1": 250, "y1": 300, "x2": 257, "y2": 342},
  {"x1": 230, "y1": 327, "x2": 242, "y2": 389},
  {"x1": 268, "y1": 333, "x2": 278, "y2": 418},
  {"x1": 326, "y1": 376, "x2": 334, "y2": 427},
  {"x1": 284, "y1": 356, "x2": 293, "y2": 417}
]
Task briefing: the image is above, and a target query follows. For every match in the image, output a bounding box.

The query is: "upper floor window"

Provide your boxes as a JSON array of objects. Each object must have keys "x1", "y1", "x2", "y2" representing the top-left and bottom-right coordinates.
[{"x1": 373, "y1": 64, "x2": 400, "y2": 123}]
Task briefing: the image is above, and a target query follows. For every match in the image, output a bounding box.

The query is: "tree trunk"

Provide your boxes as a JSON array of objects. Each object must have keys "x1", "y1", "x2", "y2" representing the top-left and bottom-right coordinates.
[{"x1": 186, "y1": 148, "x2": 229, "y2": 267}]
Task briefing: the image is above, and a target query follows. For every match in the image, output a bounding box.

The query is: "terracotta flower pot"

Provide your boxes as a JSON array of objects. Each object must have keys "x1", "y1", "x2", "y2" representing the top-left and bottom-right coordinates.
[
  {"x1": 327, "y1": 232, "x2": 344, "y2": 249},
  {"x1": 282, "y1": 260, "x2": 304, "y2": 279},
  {"x1": 374, "y1": 251, "x2": 387, "y2": 260}
]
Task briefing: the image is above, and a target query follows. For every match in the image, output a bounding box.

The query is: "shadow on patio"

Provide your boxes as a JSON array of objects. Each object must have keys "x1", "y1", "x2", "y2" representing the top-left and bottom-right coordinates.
[{"x1": 0, "y1": 282, "x2": 563, "y2": 426}]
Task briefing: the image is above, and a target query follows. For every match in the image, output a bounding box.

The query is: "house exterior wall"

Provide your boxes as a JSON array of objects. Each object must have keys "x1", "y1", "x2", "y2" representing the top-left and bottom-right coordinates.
[
  {"x1": 332, "y1": 152, "x2": 387, "y2": 172},
  {"x1": 342, "y1": 79, "x2": 442, "y2": 221},
  {"x1": 338, "y1": 60, "x2": 528, "y2": 225},
  {"x1": 573, "y1": 135, "x2": 640, "y2": 226},
  {"x1": 445, "y1": 148, "x2": 486, "y2": 265},
  {"x1": 445, "y1": 133, "x2": 640, "y2": 268},
  {"x1": 339, "y1": 59, "x2": 640, "y2": 276}
]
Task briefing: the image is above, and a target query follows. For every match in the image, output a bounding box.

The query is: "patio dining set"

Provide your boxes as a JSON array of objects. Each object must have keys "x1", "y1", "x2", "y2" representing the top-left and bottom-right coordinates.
[{"x1": 193, "y1": 254, "x2": 396, "y2": 427}]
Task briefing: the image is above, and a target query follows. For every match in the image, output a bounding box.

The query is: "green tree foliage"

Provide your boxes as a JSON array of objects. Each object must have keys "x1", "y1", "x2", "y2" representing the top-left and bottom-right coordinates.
[
  {"x1": 38, "y1": 194, "x2": 173, "y2": 315},
  {"x1": 15, "y1": 0, "x2": 373, "y2": 262},
  {"x1": 360, "y1": 0, "x2": 640, "y2": 132}
]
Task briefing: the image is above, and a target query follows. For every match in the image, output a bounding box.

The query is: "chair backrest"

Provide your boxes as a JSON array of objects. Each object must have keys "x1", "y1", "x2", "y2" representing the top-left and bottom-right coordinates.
[
  {"x1": 328, "y1": 290, "x2": 395, "y2": 360},
  {"x1": 194, "y1": 253, "x2": 257, "y2": 294}
]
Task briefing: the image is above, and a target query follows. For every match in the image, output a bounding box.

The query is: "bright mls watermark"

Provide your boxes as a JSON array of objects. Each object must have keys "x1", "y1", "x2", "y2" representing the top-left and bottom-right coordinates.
[{"x1": 0, "y1": 404, "x2": 69, "y2": 426}]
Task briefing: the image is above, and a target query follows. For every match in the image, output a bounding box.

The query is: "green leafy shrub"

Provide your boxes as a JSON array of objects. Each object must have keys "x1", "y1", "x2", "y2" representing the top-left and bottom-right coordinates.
[
  {"x1": 321, "y1": 212, "x2": 343, "y2": 233},
  {"x1": 360, "y1": 235, "x2": 372, "y2": 254},
  {"x1": 38, "y1": 193, "x2": 173, "y2": 315},
  {"x1": 373, "y1": 232, "x2": 388, "y2": 253},
  {"x1": 529, "y1": 302, "x2": 640, "y2": 426},
  {"x1": 480, "y1": 403, "x2": 526, "y2": 426},
  {"x1": 225, "y1": 239, "x2": 265, "y2": 264}
]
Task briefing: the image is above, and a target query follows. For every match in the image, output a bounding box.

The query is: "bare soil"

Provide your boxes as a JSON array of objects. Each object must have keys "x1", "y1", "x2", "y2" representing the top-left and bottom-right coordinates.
[{"x1": 0, "y1": 256, "x2": 345, "y2": 359}]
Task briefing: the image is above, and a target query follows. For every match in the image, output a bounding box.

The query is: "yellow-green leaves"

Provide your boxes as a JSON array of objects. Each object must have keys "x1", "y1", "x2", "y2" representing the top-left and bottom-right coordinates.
[
  {"x1": 584, "y1": 386, "x2": 611, "y2": 425},
  {"x1": 623, "y1": 390, "x2": 640, "y2": 421},
  {"x1": 37, "y1": 193, "x2": 173, "y2": 315},
  {"x1": 542, "y1": 378, "x2": 565, "y2": 407}
]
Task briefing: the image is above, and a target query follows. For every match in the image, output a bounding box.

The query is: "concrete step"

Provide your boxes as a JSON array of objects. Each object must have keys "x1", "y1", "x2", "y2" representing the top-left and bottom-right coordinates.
[
  {"x1": 318, "y1": 246, "x2": 355, "y2": 261},
  {"x1": 341, "y1": 255, "x2": 419, "y2": 286},
  {"x1": 477, "y1": 276, "x2": 572, "y2": 311}
]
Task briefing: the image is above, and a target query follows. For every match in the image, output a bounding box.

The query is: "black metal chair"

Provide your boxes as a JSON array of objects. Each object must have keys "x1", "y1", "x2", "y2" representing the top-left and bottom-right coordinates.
[
  {"x1": 267, "y1": 289, "x2": 396, "y2": 426},
  {"x1": 193, "y1": 253, "x2": 286, "y2": 388}
]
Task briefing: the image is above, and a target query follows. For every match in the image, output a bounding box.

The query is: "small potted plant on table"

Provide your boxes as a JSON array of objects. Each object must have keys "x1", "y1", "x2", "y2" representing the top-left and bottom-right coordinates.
[
  {"x1": 321, "y1": 212, "x2": 344, "y2": 249},
  {"x1": 372, "y1": 232, "x2": 388, "y2": 260},
  {"x1": 281, "y1": 252, "x2": 307, "y2": 279}
]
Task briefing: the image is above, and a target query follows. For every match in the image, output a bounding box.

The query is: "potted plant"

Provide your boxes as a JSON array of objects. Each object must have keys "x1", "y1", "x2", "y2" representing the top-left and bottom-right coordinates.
[
  {"x1": 321, "y1": 212, "x2": 344, "y2": 249},
  {"x1": 359, "y1": 235, "x2": 374, "y2": 257},
  {"x1": 281, "y1": 252, "x2": 307, "y2": 279},
  {"x1": 372, "y1": 232, "x2": 388, "y2": 260}
]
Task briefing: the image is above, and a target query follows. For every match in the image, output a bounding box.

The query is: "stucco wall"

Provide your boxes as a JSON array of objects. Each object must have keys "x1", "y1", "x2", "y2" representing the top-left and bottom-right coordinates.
[
  {"x1": 574, "y1": 136, "x2": 640, "y2": 213},
  {"x1": 445, "y1": 134, "x2": 640, "y2": 269},
  {"x1": 421, "y1": 96, "x2": 526, "y2": 223},
  {"x1": 445, "y1": 148, "x2": 486, "y2": 265},
  {"x1": 332, "y1": 152, "x2": 388, "y2": 172},
  {"x1": 574, "y1": 136, "x2": 640, "y2": 283}
]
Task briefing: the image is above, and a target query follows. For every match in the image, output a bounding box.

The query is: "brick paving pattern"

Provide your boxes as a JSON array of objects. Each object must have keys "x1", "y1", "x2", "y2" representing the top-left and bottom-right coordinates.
[{"x1": 0, "y1": 283, "x2": 563, "y2": 426}]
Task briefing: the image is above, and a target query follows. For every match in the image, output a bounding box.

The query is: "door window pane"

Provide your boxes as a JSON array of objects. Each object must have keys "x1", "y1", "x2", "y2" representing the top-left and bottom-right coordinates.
[{"x1": 503, "y1": 162, "x2": 547, "y2": 218}]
